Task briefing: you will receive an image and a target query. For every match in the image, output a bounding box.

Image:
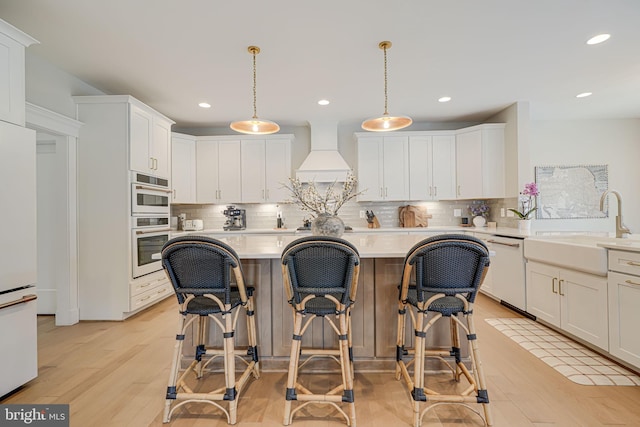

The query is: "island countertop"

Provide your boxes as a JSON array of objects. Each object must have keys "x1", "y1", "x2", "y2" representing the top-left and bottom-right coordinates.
[{"x1": 178, "y1": 231, "x2": 502, "y2": 259}]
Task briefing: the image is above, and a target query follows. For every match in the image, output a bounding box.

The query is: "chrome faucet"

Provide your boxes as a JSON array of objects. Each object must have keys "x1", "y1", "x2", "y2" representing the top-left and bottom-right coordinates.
[{"x1": 600, "y1": 190, "x2": 631, "y2": 238}]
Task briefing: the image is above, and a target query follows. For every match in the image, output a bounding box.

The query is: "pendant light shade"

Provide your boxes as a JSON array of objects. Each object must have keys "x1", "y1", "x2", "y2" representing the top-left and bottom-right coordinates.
[
  {"x1": 361, "y1": 41, "x2": 412, "y2": 132},
  {"x1": 230, "y1": 46, "x2": 280, "y2": 135}
]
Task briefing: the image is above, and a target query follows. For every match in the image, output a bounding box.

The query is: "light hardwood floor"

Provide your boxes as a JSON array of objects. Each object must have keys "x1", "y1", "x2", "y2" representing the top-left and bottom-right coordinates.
[{"x1": 3, "y1": 293, "x2": 640, "y2": 427}]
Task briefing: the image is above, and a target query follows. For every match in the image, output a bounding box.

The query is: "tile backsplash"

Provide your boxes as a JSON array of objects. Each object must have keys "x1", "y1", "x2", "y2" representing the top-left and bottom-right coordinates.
[{"x1": 171, "y1": 198, "x2": 519, "y2": 230}]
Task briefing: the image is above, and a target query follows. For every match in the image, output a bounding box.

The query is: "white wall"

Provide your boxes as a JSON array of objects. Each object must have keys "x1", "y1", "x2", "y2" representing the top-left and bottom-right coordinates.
[
  {"x1": 25, "y1": 52, "x2": 105, "y2": 118},
  {"x1": 529, "y1": 119, "x2": 640, "y2": 233}
]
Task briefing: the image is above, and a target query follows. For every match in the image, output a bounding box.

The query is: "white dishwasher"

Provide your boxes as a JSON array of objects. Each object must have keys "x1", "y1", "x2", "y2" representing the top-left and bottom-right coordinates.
[{"x1": 485, "y1": 235, "x2": 527, "y2": 312}]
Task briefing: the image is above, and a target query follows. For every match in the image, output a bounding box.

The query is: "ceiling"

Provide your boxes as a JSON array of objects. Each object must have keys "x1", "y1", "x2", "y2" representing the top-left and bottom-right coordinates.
[{"x1": 2, "y1": 0, "x2": 640, "y2": 129}]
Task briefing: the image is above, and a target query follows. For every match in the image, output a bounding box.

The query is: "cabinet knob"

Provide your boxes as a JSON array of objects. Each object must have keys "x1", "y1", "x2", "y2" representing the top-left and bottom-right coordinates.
[{"x1": 552, "y1": 277, "x2": 558, "y2": 294}]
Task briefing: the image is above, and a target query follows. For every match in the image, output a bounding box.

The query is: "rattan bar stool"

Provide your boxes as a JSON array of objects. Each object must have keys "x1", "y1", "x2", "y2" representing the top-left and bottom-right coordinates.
[
  {"x1": 161, "y1": 236, "x2": 259, "y2": 424},
  {"x1": 396, "y1": 234, "x2": 492, "y2": 427},
  {"x1": 281, "y1": 236, "x2": 360, "y2": 426}
]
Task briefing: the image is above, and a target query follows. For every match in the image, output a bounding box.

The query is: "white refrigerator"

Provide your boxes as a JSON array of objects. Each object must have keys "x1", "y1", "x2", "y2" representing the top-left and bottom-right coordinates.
[{"x1": 0, "y1": 120, "x2": 38, "y2": 397}]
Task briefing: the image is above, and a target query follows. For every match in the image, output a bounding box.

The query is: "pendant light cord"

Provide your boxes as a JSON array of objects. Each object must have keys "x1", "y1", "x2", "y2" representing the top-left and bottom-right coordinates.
[
  {"x1": 252, "y1": 49, "x2": 258, "y2": 119},
  {"x1": 383, "y1": 44, "x2": 389, "y2": 115}
]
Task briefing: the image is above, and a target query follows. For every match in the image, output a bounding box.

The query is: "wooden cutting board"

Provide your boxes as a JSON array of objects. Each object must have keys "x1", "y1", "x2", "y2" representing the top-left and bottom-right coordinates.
[{"x1": 399, "y1": 205, "x2": 432, "y2": 227}]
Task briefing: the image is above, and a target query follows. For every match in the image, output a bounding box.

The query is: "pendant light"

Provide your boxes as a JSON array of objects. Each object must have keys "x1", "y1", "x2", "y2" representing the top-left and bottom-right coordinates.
[
  {"x1": 361, "y1": 41, "x2": 412, "y2": 132},
  {"x1": 230, "y1": 46, "x2": 280, "y2": 135}
]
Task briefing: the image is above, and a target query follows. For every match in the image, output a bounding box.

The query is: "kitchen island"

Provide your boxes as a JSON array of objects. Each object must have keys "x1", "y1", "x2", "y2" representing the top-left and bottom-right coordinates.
[{"x1": 178, "y1": 231, "x2": 484, "y2": 371}]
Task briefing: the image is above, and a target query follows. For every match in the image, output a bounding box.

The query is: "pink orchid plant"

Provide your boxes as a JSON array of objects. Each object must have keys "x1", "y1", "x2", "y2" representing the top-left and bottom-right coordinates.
[{"x1": 509, "y1": 182, "x2": 539, "y2": 219}]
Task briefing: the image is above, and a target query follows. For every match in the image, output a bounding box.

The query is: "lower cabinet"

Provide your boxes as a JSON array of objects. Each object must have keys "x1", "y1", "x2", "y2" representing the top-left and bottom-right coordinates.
[
  {"x1": 526, "y1": 261, "x2": 608, "y2": 350},
  {"x1": 607, "y1": 250, "x2": 640, "y2": 369},
  {"x1": 129, "y1": 270, "x2": 172, "y2": 313}
]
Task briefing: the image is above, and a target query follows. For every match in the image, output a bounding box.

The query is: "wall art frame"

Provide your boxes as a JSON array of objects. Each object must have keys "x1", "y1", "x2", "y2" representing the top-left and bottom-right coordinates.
[{"x1": 534, "y1": 164, "x2": 608, "y2": 219}]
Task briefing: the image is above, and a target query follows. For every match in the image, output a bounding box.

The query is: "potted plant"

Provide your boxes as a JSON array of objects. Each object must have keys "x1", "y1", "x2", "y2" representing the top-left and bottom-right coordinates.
[
  {"x1": 468, "y1": 201, "x2": 490, "y2": 227},
  {"x1": 509, "y1": 182, "x2": 539, "y2": 231},
  {"x1": 283, "y1": 172, "x2": 364, "y2": 237}
]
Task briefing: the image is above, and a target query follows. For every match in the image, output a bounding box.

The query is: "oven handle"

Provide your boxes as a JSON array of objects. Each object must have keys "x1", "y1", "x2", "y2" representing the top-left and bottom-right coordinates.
[
  {"x1": 135, "y1": 185, "x2": 172, "y2": 194},
  {"x1": 0, "y1": 294, "x2": 37, "y2": 311},
  {"x1": 136, "y1": 228, "x2": 172, "y2": 235},
  {"x1": 487, "y1": 239, "x2": 520, "y2": 248}
]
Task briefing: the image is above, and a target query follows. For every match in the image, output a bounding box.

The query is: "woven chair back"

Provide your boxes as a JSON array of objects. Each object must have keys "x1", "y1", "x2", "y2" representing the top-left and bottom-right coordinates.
[
  {"x1": 281, "y1": 236, "x2": 360, "y2": 306},
  {"x1": 161, "y1": 236, "x2": 243, "y2": 305},
  {"x1": 404, "y1": 234, "x2": 489, "y2": 303}
]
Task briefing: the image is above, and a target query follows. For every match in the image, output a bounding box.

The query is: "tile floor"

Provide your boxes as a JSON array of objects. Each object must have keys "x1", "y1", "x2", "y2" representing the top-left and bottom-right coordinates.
[{"x1": 485, "y1": 317, "x2": 640, "y2": 386}]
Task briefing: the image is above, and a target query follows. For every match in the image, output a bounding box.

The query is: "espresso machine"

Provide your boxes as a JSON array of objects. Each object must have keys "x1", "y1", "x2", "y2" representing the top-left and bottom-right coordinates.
[{"x1": 223, "y1": 205, "x2": 246, "y2": 231}]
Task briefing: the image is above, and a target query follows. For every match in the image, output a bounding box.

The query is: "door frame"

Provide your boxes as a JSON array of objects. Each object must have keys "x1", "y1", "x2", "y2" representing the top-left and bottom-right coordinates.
[{"x1": 26, "y1": 102, "x2": 82, "y2": 325}]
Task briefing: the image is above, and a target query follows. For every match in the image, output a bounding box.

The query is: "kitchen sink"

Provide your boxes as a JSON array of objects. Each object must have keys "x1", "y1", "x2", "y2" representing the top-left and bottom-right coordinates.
[{"x1": 524, "y1": 235, "x2": 612, "y2": 276}]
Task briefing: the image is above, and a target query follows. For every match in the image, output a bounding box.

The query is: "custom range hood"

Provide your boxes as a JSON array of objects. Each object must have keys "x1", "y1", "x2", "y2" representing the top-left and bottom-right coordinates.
[{"x1": 296, "y1": 121, "x2": 352, "y2": 182}]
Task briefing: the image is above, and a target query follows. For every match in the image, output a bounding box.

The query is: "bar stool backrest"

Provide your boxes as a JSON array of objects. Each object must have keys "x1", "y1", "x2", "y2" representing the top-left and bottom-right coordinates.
[
  {"x1": 403, "y1": 234, "x2": 490, "y2": 303},
  {"x1": 281, "y1": 236, "x2": 360, "y2": 306},
  {"x1": 161, "y1": 236, "x2": 246, "y2": 305}
]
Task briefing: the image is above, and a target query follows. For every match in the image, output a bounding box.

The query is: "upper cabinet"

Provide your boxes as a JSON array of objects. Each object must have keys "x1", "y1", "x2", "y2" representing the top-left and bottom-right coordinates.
[
  {"x1": 356, "y1": 134, "x2": 409, "y2": 201},
  {"x1": 196, "y1": 138, "x2": 242, "y2": 204},
  {"x1": 408, "y1": 134, "x2": 456, "y2": 200},
  {"x1": 455, "y1": 124, "x2": 505, "y2": 199},
  {"x1": 130, "y1": 103, "x2": 172, "y2": 179},
  {"x1": 240, "y1": 136, "x2": 292, "y2": 203},
  {"x1": 74, "y1": 95, "x2": 174, "y2": 180},
  {"x1": 0, "y1": 19, "x2": 38, "y2": 126},
  {"x1": 356, "y1": 124, "x2": 504, "y2": 202},
  {"x1": 171, "y1": 132, "x2": 196, "y2": 204}
]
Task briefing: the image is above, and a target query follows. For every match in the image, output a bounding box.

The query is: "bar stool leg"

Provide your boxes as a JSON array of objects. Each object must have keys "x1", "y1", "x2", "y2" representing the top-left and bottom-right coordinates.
[
  {"x1": 412, "y1": 310, "x2": 426, "y2": 427},
  {"x1": 466, "y1": 311, "x2": 493, "y2": 426},
  {"x1": 283, "y1": 311, "x2": 303, "y2": 426},
  {"x1": 163, "y1": 313, "x2": 188, "y2": 423},
  {"x1": 222, "y1": 308, "x2": 238, "y2": 425},
  {"x1": 395, "y1": 301, "x2": 407, "y2": 381},
  {"x1": 245, "y1": 295, "x2": 260, "y2": 379},
  {"x1": 339, "y1": 311, "x2": 356, "y2": 427}
]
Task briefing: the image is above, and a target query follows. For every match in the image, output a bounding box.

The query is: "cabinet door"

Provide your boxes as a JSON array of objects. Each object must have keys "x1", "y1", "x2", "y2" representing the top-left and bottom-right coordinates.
[
  {"x1": 171, "y1": 135, "x2": 196, "y2": 203},
  {"x1": 431, "y1": 135, "x2": 457, "y2": 200},
  {"x1": 129, "y1": 104, "x2": 153, "y2": 174},
  {"x1": 455, "y1": 130, "x2": 483, "y2": 199},
  {"x1": 195, "y1": 140, "x2": 219, "y2": 203},
  {"x1": 152, "y1": 118, "x2": 171, "y2": 179},
  {"x1": 560, "y1": 269, "x2": 608, "y2": 350},
  {"x1": 408, "y1": 136, "x2": 432, "y2": 200},
  {"x1": 241, "y1": 139, "x2": 266, "y2": 202},
  {"x1": 608, "y1": 271, "x2": 640, "y2": 368},
  {"x1": 217, "y1": 140, "x2": 242, "y2": 203},
  {"x1": 265, "y1": 138, "x2": 291, "y2": 202},
  {"x1": 0, "y1": 122, "x2": 36, "y2": 290},
  {"x1": 526, "y1": 261, "x2": 561, "y2": 327},
  {"x1": 0, "y1": 32, "x2": 27, "y2": 126},
  {"x1": 357, "y1": 136, "x2": 383, "y2": 201},
  {"x1": 382, "y1": 136, "x2": 409, "y2": 200}
]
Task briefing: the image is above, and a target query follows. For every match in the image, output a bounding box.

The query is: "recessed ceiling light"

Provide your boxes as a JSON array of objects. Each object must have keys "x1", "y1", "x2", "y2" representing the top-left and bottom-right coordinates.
[
  {"x1": 576, "y1": 92, "x2": 592, "y2": 98},
  {"x1": 198, "y1": 102, "x2": 211, "y2": 108},
  {"x1": 586, "y1": 34, "x2": 610, "y2": 45},
  {"x1": 438, "y1": 96, "x2": 452, "y2": 103},
  {"x1": 318, "y1": 99, "x2": 330, "y2": 106}
]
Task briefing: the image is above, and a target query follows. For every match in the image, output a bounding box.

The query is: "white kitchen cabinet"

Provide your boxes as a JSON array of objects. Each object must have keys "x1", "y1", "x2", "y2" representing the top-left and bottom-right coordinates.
[
  {"x1": 171, "y1": 132, "x2": 196, "y2": 203},
  {"x1": 473, "y1": 233, "x2": 495, "y2": 298},
  {"x1": 356, "y1": 134, "x2": 408, "y2": 201},
  {"x1": 240, "y1": 136, "x2": 292, "y2": 203},
  {"x1": 129, "y1": 103, "x2": 172, "y2": 179},
  {"x1": 408, "y1": 135, "x2": 456, "y2": 200},
  {"x1": 0, "y1": 121, "x2": 37, "y2": 291},
  {"x1": 526, "y1": 261, "x2": 608, "y2": 350},
  {"x1": 196, "y1": 138, "x2": 242, "y2": 204},
  {"x1": 0, "y1": 19, "x2": 38, "y2": 126},
  {"x1": 455, "y1": 124, "x2": 505, "y2": 199},
  {"x1": 607, "y1": 250, "x2": 640, "y2": 369},
  {"x1": 73, "y1": 95, "x2": 175, "y2": 320}
]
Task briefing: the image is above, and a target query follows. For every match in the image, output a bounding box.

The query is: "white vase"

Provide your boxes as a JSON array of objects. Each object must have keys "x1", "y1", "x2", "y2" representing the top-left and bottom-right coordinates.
[
  {"x1": 473, "y1": 216, "x2": 486, "y2": 228},
  {"x1": 518, "y1": 219, "x2": 532, "y2": 232},
  {"x1": 311, "y1": 213, "x2": 345, "y2": 237}
]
